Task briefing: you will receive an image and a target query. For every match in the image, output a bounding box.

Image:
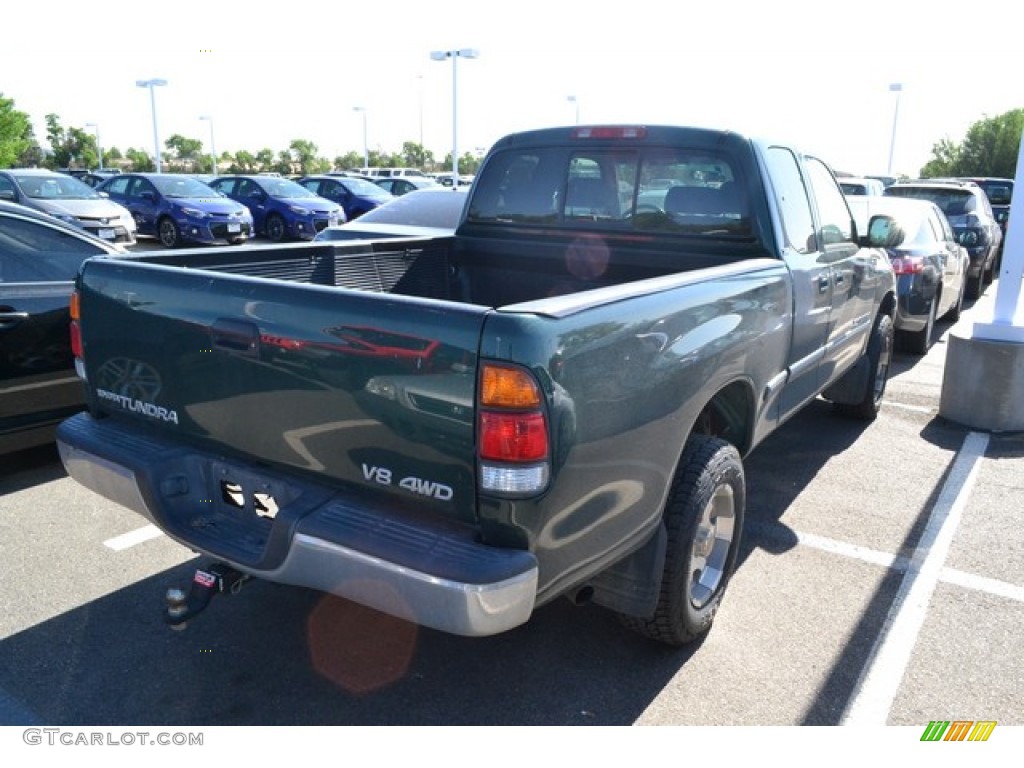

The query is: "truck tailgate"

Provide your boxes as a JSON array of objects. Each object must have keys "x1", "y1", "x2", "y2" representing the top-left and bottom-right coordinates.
[{"x1": 75, "y1": 258, "x2": 487, "y2": 524}]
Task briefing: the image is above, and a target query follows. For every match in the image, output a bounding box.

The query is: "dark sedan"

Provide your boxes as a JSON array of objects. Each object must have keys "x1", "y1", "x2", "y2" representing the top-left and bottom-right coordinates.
[
  {"x1": 849, "y1": 196, "x2": 969, "y2": 354},
  {"x1": 0, "y1": 200, "x2": 125, "y2": 454},
  {"x1": 297, "y1": 175, "x2": 394, "y2": 221}
]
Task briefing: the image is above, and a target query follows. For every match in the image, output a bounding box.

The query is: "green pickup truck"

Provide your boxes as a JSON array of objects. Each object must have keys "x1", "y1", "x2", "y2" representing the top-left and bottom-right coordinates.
[{"x1": 57, "y1": 126, "x2": 897, "y2": 646}]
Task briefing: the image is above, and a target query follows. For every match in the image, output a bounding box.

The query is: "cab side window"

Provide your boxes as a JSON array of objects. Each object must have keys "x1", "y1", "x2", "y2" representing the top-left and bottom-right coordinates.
[
  {"x1": 764, "y1": 147, "x2": 816, "y2": 253},
  {"x1": 804, "y1": 157, "x2": 854, "y2": 244}
]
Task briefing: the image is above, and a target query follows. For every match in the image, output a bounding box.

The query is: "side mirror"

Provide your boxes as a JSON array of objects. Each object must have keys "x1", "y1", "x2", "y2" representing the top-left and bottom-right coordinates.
[
  {"x1": 139, "y1": 190, "x2": 156, "y2": 202},
  {"x1": 865, "y1": 214, "x2": 905, "y2": 248},
  {"x1": 0, "y1": 189, "x2": 15, "y2": 201}
]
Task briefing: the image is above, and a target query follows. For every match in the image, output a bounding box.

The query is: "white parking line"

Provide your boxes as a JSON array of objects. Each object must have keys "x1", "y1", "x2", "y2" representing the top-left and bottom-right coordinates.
[
  {"x1": 748, "y1": 521, "x2": 1024, "y2": 604},
  {"x1": 940, "y1": 566, "x2": 1024, "y2": 603},
  {"x1": 882, "y1": 401, "x2": 934, "y2": 414},
  {"x1": 840, "y1": 430, "x2": 990, "y2": 725},
  {"x1": 103, "y1": 524, "x2": 163, "y2": 551}
]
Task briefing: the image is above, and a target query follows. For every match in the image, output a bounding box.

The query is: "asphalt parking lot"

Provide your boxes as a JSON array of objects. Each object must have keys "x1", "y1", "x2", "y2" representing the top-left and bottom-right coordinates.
[{"x1": 0, "y1": 277, "x2": 1021, "y2": 731}]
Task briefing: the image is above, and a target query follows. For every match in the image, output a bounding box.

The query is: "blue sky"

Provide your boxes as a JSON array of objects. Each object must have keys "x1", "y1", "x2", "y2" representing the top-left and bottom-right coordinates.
[{"x1": 3, "y1": 1, "x2": 1019, "y2": 176}]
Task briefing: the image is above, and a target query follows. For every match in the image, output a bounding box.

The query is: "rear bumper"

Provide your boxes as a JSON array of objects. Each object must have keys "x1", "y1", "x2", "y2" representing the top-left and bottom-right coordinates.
[{"x1": 56, "y1": 413, "x2": 538, "y2": 637}]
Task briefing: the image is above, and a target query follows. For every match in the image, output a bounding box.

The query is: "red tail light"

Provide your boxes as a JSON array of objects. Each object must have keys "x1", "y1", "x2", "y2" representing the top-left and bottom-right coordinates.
[
  {"x1": 480, "y1": 412, "x2": 548, "y2": 462},
  {"x1": 478, "y1": 363, "x2": 550, "y2": 495},
  {"x1": 70, "y1": 320, "x2": 83, "y2": 358},
  {"x1": 890, "y1": 256, "x2": 926, "y2": 275}
]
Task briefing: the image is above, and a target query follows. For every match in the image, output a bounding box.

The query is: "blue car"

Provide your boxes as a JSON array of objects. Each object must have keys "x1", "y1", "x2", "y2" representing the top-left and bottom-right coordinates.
[
  {"x1": 97, "y1": 173, "x2": 253, "y2": 247},
  {"x1": 209, "y1": 175, "x2": 344, "y2": 241},
  {"x1": 297, "y1": 174, "x2": 394, "y2": 221}
]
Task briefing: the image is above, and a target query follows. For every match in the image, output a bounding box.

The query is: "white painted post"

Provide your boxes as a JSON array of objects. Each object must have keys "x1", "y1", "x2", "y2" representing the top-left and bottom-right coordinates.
[{"x1": 973, "y1": 127, "x2": 1024, "y2": 342}]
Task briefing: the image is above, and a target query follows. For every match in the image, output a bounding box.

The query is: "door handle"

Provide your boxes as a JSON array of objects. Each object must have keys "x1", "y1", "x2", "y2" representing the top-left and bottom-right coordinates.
[{"x1": 0, "y1": 310, "x2": 30, "y2": 328}]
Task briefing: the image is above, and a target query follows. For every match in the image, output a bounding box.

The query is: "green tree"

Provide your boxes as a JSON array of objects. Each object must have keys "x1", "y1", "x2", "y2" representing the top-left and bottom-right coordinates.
[
  {"x1": 288, "y1": 138, "x2": 329, "y2": 174},
  {"x1": 106, "y1": 146, "x2": 123, "y2": 161},
  {"x1": 231, "y1": 150, "x2": 257, "y2": 173},
  {"x1": 164, "y1": 134, "x2": 204, "y2": 171},
  {"x1": 400, "y1": 141, "x2": 433, "y2": 170},
  {"x1": 921, "y1": 109, "x2": 1023, "y2": 178},
  {"x1": 44, "y1": 114, "x2": 98, "y2": 168},
  {"x1": 0, "y1": 93, "x2": 34, "y2": 167},
  {"x1": 255, "y1": 148, "x2": 275, "y2": 172},
  {"x1": 125, "y1": 147, "x2": 155, "y2": 172},
  {"x1": 273, "y1": 150, "x2": 293, "y2": 175},
  {"x1": 333, "y1": 151, "x2": 363, "y2": 171}
]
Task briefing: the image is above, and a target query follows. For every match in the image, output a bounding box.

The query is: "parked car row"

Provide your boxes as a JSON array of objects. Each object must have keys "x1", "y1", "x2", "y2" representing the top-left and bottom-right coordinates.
[
  {"x1": 840, "y1": 175, "x2": 1007, "y2": 354},
  {"x1": 847, "y1": 196, "x2": 969, "y2": 354},
  {"x1": 882, "y1": 178, "x2": 1003, "y2": 299}
]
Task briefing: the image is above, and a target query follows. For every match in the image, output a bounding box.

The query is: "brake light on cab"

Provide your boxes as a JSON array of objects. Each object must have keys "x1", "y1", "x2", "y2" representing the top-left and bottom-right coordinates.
[{"x1": 478, "y1": 363, "x2": 550, "y2": 495}]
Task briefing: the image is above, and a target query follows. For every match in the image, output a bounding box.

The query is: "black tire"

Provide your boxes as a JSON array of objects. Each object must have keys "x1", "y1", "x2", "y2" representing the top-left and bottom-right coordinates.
[
  {"x1": 265, "y1": 213, "x2": 287, "y2": 242},
  {"x1": 944, "y1": 279, "x2": 965, "y2": 322},
  {"x1": 837, "y1": 313, "x2": 894, "y2": 421},
  {"x1": 905, "y1": 297, "x2": 937, "y2": 356},
  {"x1": 157, "y1": 217, "x2": 181, "y2": 248},
  {"x1": 966, "y1": 273, "x2": 983, "y2": 300},
  {"x1": 620, "y1": 435, "x2": 745, "y2": 646}
]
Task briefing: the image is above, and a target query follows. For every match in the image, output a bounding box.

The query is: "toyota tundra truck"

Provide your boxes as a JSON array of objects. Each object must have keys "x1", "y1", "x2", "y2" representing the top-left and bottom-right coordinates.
[{"x1": 57, "y1": 125, "x2": 896, "y2": 646}]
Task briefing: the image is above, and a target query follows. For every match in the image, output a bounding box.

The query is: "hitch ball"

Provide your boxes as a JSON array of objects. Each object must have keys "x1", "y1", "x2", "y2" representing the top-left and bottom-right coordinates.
[{"x1": 165, "y1": 587, "x2": 190, "y2": 631}]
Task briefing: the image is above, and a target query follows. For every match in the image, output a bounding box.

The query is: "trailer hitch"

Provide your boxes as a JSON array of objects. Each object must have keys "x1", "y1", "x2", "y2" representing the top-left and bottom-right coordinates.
[{"x1": 164, "y1": 563, "x2": 251, "y2": 630}]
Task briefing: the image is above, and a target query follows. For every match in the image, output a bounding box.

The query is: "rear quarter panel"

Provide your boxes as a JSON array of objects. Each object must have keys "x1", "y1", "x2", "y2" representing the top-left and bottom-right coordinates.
[{"x1": 476, "y1": 260, "x2": 792, "y2": 603}]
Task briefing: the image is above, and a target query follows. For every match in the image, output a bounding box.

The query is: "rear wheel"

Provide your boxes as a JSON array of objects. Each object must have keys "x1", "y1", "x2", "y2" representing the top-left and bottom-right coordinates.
[
  {"x1": 619, "y1": 435, "x2": 745, "y2": 646},
  {"x1": 157, "y1": 217, "x2": 181, "y2": 248},
  {"x1": 837, "y1": 313, "x2": 894, "y2": 421},
  {"x1": 904, "y1": 297, "x2": 937, "y2": 356}
]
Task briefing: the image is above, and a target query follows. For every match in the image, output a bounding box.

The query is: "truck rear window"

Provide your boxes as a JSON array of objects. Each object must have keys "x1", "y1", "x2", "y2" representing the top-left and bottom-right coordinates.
[{"x1": 467, "y1": 147, "x2": 752, "y2": 238}]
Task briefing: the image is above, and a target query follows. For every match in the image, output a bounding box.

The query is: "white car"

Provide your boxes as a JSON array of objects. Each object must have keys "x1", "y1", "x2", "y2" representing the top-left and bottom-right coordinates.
[
  {"x1": 840, "y1": 177, "x2": 886, "y2": 196},
  {"x1": 0, "y1": 168, "x2": 137, "y2": 245}
]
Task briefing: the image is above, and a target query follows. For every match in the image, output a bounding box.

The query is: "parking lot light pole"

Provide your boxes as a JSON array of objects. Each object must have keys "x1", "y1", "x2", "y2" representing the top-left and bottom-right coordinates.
[
  {"x1": 430, "y1": 48, "x2": 478, "y2": 184},
  {"x1": 567, "y1": 95, "x2": 579, "y2": 125},
  {"x1": 887, "y1": 82, "x2": 903, "y2": 176},
  {"x1": 136, "y1": 78, "x2": 168, "y2": 173},
  {"x1": 199, "y1": 115, "x2": 217, "y2": 174},
  {"x1": 353, "y1": 106, "x2": 368, "y2": 169},
  {"x1": 85, "y1": 122, "x2": 103, "y2": 170}
]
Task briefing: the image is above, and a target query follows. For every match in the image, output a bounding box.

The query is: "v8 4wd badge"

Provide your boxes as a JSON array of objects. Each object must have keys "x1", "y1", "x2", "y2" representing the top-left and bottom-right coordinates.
[{"x1": 361, "y1": 464, "x2": 454, "y2": 501}]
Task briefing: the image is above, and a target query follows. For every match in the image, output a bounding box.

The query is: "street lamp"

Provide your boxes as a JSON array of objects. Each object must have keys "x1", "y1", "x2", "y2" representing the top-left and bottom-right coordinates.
[
  {"x1": 353, "y1": 106, "x2": 368, "y2": 169},
  {"x1": 887, "y1": 82, "x2": 903, "y2": 176},
  {"x1": 567, "y1": 95, "x2": 579, "y2": 125},
  {"x1": 85, "y1": 122, "x2": 103, "y2": 170},
  {"x1": 199, "y1": 115, "x2": 217, "y2": 175},
  {"x1": 136, "y1": 78, "x2": 168, "y2": 172},
  {"x1": 430, "y1": 48, "x2": 479, "y2": 184}
]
